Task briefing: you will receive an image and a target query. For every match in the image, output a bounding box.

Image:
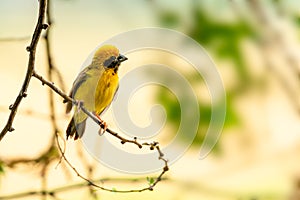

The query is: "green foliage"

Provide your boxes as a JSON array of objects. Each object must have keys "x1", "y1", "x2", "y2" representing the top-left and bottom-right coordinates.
[
  {"x1": 147, "y1": 177, "x2": 155, "y2": 185},
  {"x1": 189, "y1": 6, "x2": 255, "y2": 84},
  {"x1": 0, "y1": 161, "x2": 4, "y2": 176},
  {"x1": 158, "y1": 10, "x2": 180, "y2": 27},
  {"x1": 294, "y1": 15, "x2": 300, "y2": 27},
  {"x1": 153, "y1": 1, "x2": 256, "y2": 151}
]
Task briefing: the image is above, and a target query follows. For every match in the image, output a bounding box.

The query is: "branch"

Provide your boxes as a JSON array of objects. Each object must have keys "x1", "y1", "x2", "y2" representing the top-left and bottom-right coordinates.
[
  {"x1": 32, "y1": 71, "x2": 169, "y2": 192},
  {"x1": 0, "y1": 176, "x2": 168, "y2": 200},
  {"x1": 246, "y1": 0, "x2": 300, "y2": 113},
  {"x1": 55, "y1": 132, "x2": 168, "y2": 193},
  {"x1": 0, "y1": 106, "x2": 65, "y2": 120},
  {"x1": 0, "y1": 0, "x2": 48, "y2": 141},
  {"x1": 0, "y1": 36, "x2": 30, "y2": 42},
  {"x1": 1, "y1": 144, "x2": 58, "y2": 168}
]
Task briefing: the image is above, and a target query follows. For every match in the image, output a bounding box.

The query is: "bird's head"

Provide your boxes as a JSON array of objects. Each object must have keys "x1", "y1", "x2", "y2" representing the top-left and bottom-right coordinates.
[{"x1": 92, "y1": 45, "x2": 127, "y2": 72}]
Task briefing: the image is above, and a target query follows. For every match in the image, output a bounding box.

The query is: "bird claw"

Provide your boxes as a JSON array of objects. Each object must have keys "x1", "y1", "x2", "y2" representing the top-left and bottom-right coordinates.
[
  {"x1": 92, "y1": 112, "x2": 108, "y2": 136},
  {"x1": 98, "y1": 121, "x2": 108, "y2": 136}
]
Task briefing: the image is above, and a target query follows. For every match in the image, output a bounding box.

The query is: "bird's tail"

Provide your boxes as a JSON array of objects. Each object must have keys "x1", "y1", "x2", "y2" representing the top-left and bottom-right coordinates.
[{"x1": 66, "y1": 117, "x2": 87, "y2": 140}]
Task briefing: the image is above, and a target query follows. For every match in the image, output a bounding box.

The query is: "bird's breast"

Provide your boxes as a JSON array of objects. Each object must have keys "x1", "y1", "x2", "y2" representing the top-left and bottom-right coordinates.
[{"x1": 94, "y1": 69, "x2": 119, "y2": 114}]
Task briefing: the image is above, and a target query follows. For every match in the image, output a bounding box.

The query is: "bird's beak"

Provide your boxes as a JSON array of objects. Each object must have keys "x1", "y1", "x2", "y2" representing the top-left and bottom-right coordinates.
[{"x1": 117, "y1": 54, "x2": 128, "y2": 63}]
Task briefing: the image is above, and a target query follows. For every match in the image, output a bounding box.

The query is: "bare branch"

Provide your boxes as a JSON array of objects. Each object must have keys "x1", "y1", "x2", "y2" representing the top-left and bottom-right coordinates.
[
  {"x1": 0, "y1": 175, "x2": 168, "y2": 200},
  {"x1": 0, "y1": 36, "x2": 30, "y2": 42},
  {"x1": 55, "y1": 132, "x2": 169, "y2": 193},
  {"x1": 0, "y1": 0, "x2": 48, "y2": 141}
]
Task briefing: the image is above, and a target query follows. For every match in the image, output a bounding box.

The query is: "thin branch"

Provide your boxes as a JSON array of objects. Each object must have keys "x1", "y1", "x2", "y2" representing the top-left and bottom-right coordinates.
[
  {"x1": 0, "y1": 0, "x2": 48, "y2": 141},
  {"x1": 246, "y1": 0, "x2": 300, "y2": 112},
  {"x1": 2, "y1": 142, "x2": 58, "y2": 168},
  {"x1": 55, "y1": 132, "x2": 168, "y2": 193},
  {"x1": 0, "y1": 175, "x2": 168, "y2": 200},
  {"x1": 0, "y1": 106, "x2": 67, "y2": 120},
  {"x1": 0, "y1": 36, "x2": 30, "y2": 42},
  {"x1": 44, "y1": 0, "x2": 59, "y2": 133},
  {"x1": 230, "y1": 0, "x2": 300, "y2": 113}
]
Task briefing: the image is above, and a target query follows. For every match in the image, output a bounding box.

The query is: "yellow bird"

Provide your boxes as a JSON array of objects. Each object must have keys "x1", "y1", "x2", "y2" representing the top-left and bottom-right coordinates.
[{"x1": 66, "y1": 45, "x2": 127, "y2": 140}]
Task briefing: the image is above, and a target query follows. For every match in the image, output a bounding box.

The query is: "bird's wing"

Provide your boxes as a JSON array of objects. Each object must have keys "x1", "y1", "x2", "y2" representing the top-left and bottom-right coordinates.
[{"x1": 66, "y1": 68, "x2": 90, "y2": 113}]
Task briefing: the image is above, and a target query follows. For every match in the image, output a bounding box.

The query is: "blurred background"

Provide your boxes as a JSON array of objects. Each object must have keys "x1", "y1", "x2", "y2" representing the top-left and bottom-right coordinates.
[{"x1": 0, "y1": 0, "x2": 300, "y2": 199}]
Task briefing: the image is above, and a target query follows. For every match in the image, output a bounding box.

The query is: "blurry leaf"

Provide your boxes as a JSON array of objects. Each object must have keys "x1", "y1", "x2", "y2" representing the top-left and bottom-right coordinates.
[
  {"x1": 0, "y1": 161, "x2": 4, "y2": 175},
  {"x1": 147, "y1": 177, "x2": 155, "y2": 185},
  {"x1": 156, "y1": 82, "x2": 239, "y2": 149},
  {"x1": 157, "y1": 87, "x2": 180, "y2": 124},
  {"x1": 151, "y1": 2, "x2": 259, "y2": 153},
  {"x1": 159, "y1": 11, "x2": 180, "y2": 27},
  {"x1": 189, "y1": 6, "x2": 255, "y2": 86},
  {"x1": 294, "y1": 15, "x2": 300, "y2": 27},
  {"x1": 223, "y1": 95, "x2": 239, "y2": 126}
]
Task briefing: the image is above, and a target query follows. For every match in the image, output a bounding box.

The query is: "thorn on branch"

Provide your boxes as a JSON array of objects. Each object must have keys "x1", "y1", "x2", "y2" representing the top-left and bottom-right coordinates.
[
  {"x1": 22, "y1": 92, "x2": 28, "y2": 98},
  {"x1": 26, "y1": 46, "x2": 32, "y2": 52},
  {"x1": 42, "y1": 23, "x2": 49, "y2": 30},
  {"x1": 163, "y1": 166, "x2": 169, "y2": 171},
  {"x1": 8, "y1": 127, "x2": 15, "y2": 132},
  {"x1": 8, "y1": 104, "x2": 13, "y2": 110},
  {"x1": 48, "y1": 192, "x2": 55, "y2": 197}
]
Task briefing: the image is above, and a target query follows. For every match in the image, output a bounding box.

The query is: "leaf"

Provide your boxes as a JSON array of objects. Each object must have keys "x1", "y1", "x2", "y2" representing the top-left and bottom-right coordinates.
[
  {"x1": 147, "y1": 177, "x2": 155, "y2": 185},
  {"x1": 159, "y1": 11, "x2": 180, "y2": 27},
  {"x1": 0, "y1": 161, "x2": 4, "y2": 175}
]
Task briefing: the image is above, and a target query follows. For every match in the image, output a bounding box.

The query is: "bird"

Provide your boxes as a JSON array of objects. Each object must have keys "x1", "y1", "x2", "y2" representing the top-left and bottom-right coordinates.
[{"x1": 65, "y1": 45, "x2": 127, "y2": 140}]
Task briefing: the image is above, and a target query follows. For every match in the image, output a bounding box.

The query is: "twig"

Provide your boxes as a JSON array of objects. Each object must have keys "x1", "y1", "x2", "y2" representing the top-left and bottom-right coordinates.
[
  {"x1": 246, "y1": 0, "x2": 300, "y2": 112},
  {"x1": 0, "y1": 36, "x2": 30, "y2": 42},
  {"x1": 0, "y1": 106, "x2": 66, "y2": 120},
  {"x1": 2, "y1": 142, "x2": 58, "y2": 168},
  {"x1": 39, "y1": 0, "x2": 61, "y2": 197},
  {"x1": 44, "y1": 0, "x2": 59, "y2": 133},
  {"x1": 230, "y1": 0, "x2": 300, "y2": 113},
  {"x1": 0, "y1": 0, "x2": 48, "y2": 141},
  {"x1": 0, "y1": 175, "x2": 168, "y2": 200},
  {"x1": 55, "y1": 132, "x2": 168, "y2": 193}
]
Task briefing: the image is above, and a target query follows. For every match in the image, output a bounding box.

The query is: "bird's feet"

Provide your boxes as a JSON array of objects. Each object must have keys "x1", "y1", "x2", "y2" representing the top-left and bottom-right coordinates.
[{"x1": 92, "y1": 112, "x2": 108, "y2": 136}]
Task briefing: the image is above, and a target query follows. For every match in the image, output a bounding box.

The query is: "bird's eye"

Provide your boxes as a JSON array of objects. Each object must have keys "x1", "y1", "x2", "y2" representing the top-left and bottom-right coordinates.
[{"x1": 103, "y1": 56, "x2": 116, "y2": 68}]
